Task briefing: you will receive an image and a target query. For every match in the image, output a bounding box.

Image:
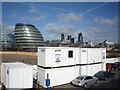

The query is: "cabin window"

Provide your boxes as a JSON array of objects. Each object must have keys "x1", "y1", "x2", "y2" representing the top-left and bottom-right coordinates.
[{"x1": 68, "y1": 50, "x2": 73, "y2": 58}]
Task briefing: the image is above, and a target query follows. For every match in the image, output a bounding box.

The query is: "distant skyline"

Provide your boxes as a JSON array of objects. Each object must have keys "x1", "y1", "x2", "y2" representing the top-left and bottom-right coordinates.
[{"x1": 2, "y1": 2, "x2": 118, "y2": 43}]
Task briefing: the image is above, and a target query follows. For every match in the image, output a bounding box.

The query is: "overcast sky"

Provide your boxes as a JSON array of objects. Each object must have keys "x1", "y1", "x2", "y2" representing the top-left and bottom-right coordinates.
[{"x1": 2, "y1": 2, "x2": 118, "y2": 43}]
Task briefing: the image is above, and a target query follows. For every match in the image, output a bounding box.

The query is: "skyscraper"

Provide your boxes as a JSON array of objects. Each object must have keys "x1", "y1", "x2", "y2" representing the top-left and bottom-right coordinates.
[
  {"x1": 71, "y1": 38, "x2": 75, "y2": 44},
  {"x1": 61, "y1": 34, "x2": 64, "y2": 42},
  {"x1": 77, "y1": 32, "x2": 83, "y2": 45},
  {"x1": 67, "y1": 35, "x2": 71, "y2": 40}
]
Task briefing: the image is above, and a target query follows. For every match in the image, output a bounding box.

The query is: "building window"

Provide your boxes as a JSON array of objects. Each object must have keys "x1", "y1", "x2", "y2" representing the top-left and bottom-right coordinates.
[{"x1": 68, "y1": 50, "x2": 73, "y2": 58}]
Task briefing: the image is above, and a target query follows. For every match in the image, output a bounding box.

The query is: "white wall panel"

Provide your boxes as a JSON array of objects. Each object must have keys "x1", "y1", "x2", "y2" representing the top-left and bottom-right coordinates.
[
  {"x1": 1, "y1": 62, "x2": 33, "y2": 89},
  {"x1": 88, "y1": 48, "x2": 101, "y2": 63},
  {"x1": 80, "y1": 48, "x2": 88, "y2": 64}
]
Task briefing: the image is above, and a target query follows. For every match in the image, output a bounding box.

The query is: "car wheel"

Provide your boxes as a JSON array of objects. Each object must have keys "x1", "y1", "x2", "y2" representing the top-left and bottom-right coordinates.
[
  {"x1": 112, "y1": 68, "x2": 114, "y2": 71},
  {"x1": 112, "y1": 75, "x2": 115, "y2": 78},
  {"x1": 95, "y1": 80, "x2": 98, "y2": 84},
  {"x1": 104, "y1": 78, "x2": 107, "y2": 80},
  {"x1": 83, "y1": 83, "x2": 88, "y2": 88},
  {"x1": 70, "y1": 81, "x2": 72, "y2": 84}
]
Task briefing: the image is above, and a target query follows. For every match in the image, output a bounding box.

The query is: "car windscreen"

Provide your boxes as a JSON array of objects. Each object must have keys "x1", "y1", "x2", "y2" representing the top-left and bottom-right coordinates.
[
  {"x1": 76, "y1": 76, "x2": 84, "y2": 80},
  {"x1": 98, "y1": 71, "x2": 104, "y2": 74}
]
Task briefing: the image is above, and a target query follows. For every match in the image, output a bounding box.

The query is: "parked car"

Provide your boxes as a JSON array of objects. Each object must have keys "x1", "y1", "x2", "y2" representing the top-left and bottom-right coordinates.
[
  {"x1": 93, "y1": 71, "x2": 115, "y2": 80},
  {"x1": 115, "y1": 62, "x2": 120, "y2": 70},
  {"x1": 71, "y1": 75, "x2": 98, "y2": 88}
]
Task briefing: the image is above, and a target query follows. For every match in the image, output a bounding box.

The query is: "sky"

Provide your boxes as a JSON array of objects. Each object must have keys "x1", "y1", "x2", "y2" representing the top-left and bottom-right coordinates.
[
  {"x1": 1, "y1": 0, "x2": 120, "y2": 2},
  {"x1": 2, "y1": 2, "x2": 119, "y2": 43}
]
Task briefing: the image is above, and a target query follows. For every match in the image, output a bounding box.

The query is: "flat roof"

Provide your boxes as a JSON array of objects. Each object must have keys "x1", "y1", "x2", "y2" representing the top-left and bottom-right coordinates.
[
  {"x1": 38, "y1": 47, "x2": 79, "y2": 49},
  {"x1": 2, "y1": 62, "x2": 31, "y2": 68},
  {"x1": 38, "y1": 47, "x2": 106, "y2": 49}
]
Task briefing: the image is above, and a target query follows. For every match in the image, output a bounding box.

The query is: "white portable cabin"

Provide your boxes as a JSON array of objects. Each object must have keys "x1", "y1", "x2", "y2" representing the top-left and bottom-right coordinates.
[
  {"x1": 80, "y1": 48, "x2": 106, "y2": 75},
  {"x1": 37, "y1": 47, "x2": 106, "y2": 88},
  {"x1": 1, "y1": 62, "x2": 33, "y2": 89}
]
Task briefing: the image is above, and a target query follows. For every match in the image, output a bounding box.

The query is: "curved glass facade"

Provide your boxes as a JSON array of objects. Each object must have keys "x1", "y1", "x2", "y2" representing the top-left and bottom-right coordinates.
[{"x1": 14, "y1": 23, "x2": 45, "y2": 50}]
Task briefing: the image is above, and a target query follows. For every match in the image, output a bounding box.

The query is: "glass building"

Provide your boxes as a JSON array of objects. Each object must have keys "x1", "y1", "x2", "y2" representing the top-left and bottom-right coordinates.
[
  {"x1": 0, "y1": 33, "x2": 16, "y2": 50},
  {"x1": 76, "y1": 32, "x2": 84, "y2": 46},
  {"x1": 14, "y1": 23, "x2": 45, "y2": 51}
]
